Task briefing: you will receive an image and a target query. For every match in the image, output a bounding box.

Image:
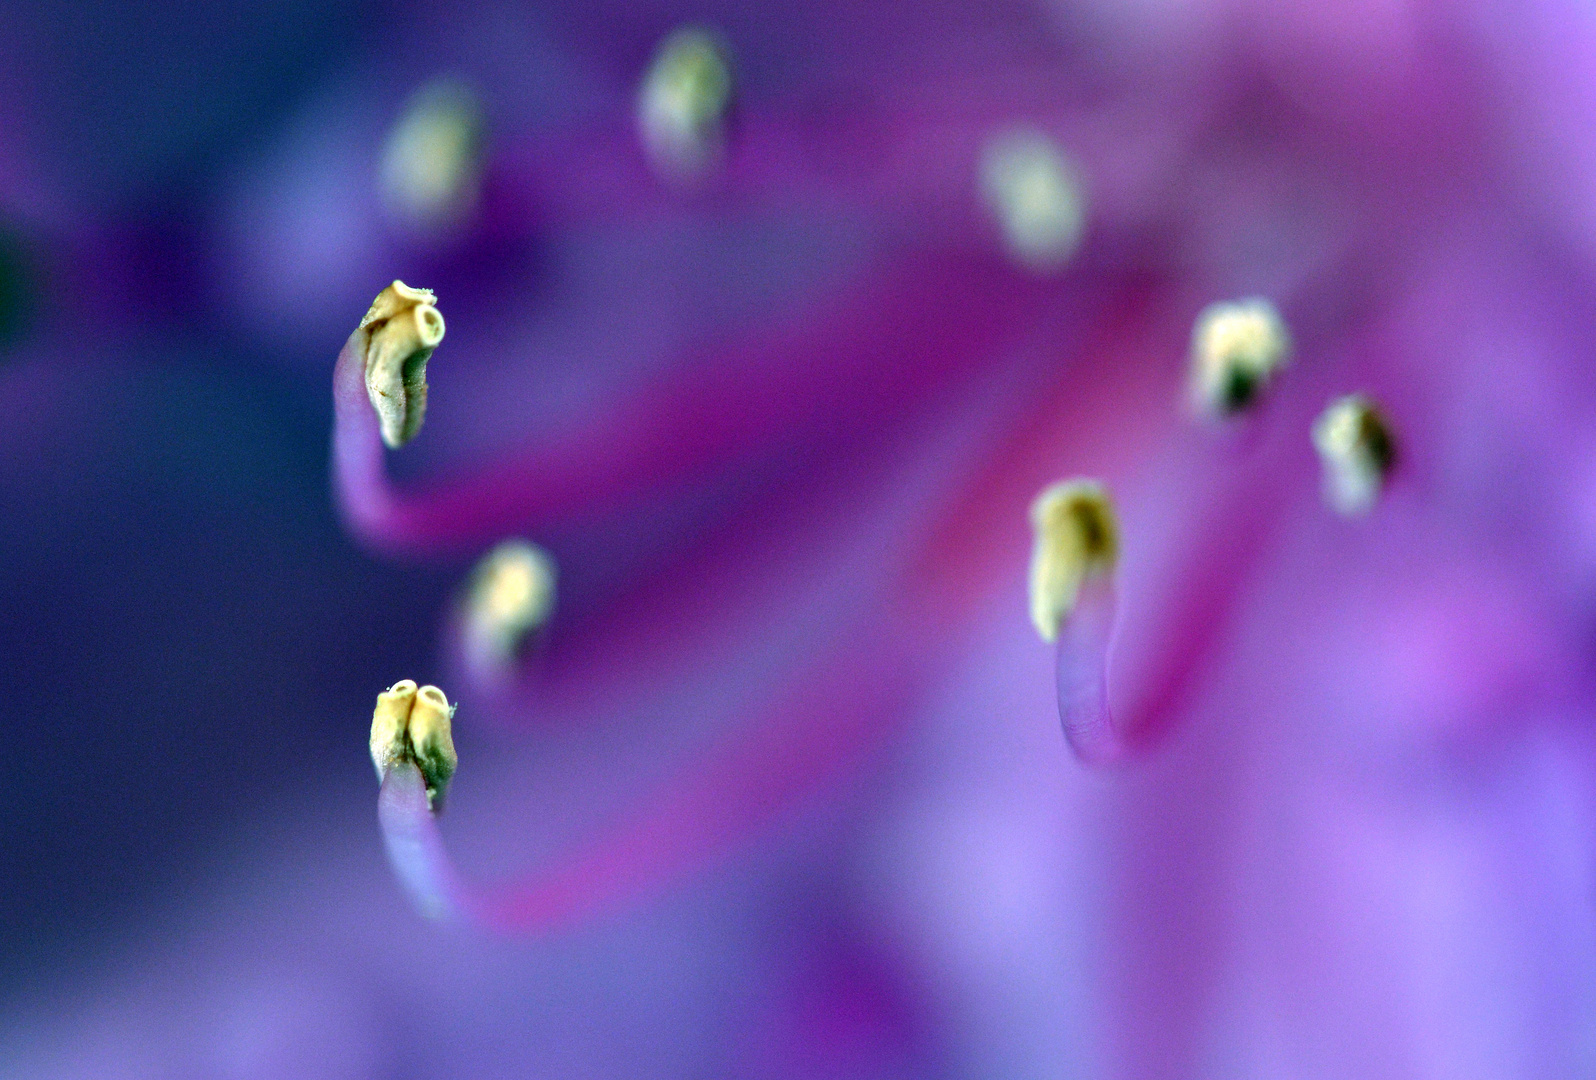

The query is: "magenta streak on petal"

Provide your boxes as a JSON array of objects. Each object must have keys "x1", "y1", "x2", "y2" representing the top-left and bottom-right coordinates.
[
  {"x1": 447, "y1": 283, "x2": 1122, "y2": 727},
  {"x1": 475, "y1": 634, "x2": 924, "y2": 930},
  {"x1": 333, "y1": 248, "x2": 1055, "y2": 558},
  {"x1": 1110, "y1": 386, "x2": 1335, "y2": 767}
]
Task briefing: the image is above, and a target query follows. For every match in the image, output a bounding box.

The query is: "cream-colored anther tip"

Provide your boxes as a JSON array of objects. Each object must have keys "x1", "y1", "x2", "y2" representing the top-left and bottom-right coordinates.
[
  {"x1": 638, "y1": 26, "x2": 733, "y2": 182},
  {"x1": 1029, "y1": 480, "x2": 1119, "y2": 643},
  {"x1": 355, "y1": 281, "x2": 444, "y2": 449},
  {"x1": 369, "y1": 680, "x2": 458, "y2": 811},
  {"x1": 463, "y1": 540, "x2": 557, "y2": 667},
  {"x1": 981, "y1": 126, "x2": 1085, "y2": 272},
  {"x1": 1313, "y1": 394, "x2": 1395, "y2": 515},
  {"x1": 379, "y1": 81, "x2": 483, "y2": 230},
  {"x1": 370, "y1": 679, "x2": 419, "y2": 779},
  {"x1": 1189, "y1": 298, "x2": 1291, "y2": 417}
]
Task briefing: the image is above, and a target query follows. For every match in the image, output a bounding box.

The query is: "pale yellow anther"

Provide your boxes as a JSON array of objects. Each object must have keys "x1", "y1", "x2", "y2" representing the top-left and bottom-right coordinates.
[
  {"x1": 638, "y1": 27, "x2": 732, "y2": 182},
  {"x1": 379, "y1": 81, "x2": 483, "y2": 230},
  {"x1": 369, "y1": 680, "x2": 458, "y2": 811},
  {"x1": 1029, "y1": 480, "x2": 1119, "y2": 643},
  {"x1": 370, "y1": 679, "x2": 419, "y2": 779},
  {"x1": 981, "y1": 127, "x2": 1086, "y2": 272},
  {"x1": 1189, "y1": 299, "x2": 1291, "y2": 417},
  {"x1": 1313, "y1": 394, "x2": 1396, "y2": 516},
  {"x1": 408, "y1": 686, "x2": 458, "y2": 809},
  {"x1": 354, "y1": 281, "x2": 444, "y2": 449},
  {"x1": 463, "y1": 540, "x2": 557, "y2": 667}
]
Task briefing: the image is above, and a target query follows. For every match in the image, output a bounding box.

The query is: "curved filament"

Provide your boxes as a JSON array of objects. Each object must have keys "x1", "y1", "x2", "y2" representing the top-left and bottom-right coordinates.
[
  {"x1": 378, "y1": 762, "x2": 464, "y2": 921},
  {"x1": 1055, "y1": 574, "x2": 1122, "y2": 763}
]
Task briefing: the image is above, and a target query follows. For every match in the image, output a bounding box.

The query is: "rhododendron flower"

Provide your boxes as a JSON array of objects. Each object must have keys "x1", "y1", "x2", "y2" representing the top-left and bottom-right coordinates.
[{"x1": 7, "y1": 1, "x2": 1596, "y2": 1077}]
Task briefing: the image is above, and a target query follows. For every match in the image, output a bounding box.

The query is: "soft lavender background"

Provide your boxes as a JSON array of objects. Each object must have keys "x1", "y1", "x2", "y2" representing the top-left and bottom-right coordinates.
[{"x1": 3, "y1": 0, "x2": 1596, "y2": 1077}]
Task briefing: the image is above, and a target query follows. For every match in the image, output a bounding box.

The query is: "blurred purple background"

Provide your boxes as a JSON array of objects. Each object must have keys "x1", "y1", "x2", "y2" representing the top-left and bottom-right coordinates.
[{"x1": 4, "y1": 0, "x2": 1596, "y2": 1076}]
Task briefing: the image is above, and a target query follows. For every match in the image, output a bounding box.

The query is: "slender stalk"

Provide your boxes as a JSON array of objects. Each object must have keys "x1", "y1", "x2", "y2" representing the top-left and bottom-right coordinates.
[
  {"x1": 378, "y1": 762, "x2": 464, "y2": 920},
  {"x1": 1054, "y1": 574, "x2": 1121, "y2": 763}
]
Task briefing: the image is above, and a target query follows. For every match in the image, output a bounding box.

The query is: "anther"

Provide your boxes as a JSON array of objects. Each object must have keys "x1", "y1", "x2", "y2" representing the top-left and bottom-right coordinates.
[
  {"x1": 370, "y1": 679, "x2": 418, "y2": 779},
  {"x1": 369, "y1": 680, "x2": 458, "y2": 811},
  {"x1": 1189, "y1": 299, "x2": 1291, "y2": 417},
  {"x1": 462, "y1": 540, "x2": 557, "y2": 672},
  {"x1": 637, "y1": 27, "x2": 733, "y2": 183},
  {"x1": 1313, "y1": 394, "x2": 1396, "y2": 515},
  {"x1": 1029, "y1": 480, "x2": 1118, "y2": 644},
  {"x1": 981, "y1": 127, "x2": 1086, "y2": 272},
  {"x1": 354, "y1": 281, "x2": 444, "y2": 449},
  {"x1": 379, "y1": 81, "x2": 483, "y2": 230}
]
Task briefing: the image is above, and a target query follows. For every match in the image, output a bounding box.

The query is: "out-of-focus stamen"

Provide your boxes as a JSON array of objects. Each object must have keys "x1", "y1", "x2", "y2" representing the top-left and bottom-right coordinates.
[
  {"x1": 980, "y1": 126, "x2": 1085, "y2": 272},
  {"x1": 1029, "y1": 480, "x2": 1117, "y2": 643},
  {"x1": 1313, "y1": 394, "x2": 1395, "y2": 515},
  {"x1": 1029, "y1": 481, "x2": 1124, "y2": 763},
  {"x1": 353, "y1": 281, "x2": 444, "y2": 449},
  {"x1": 379, "y1": 81, "x2": 484, "y2": 231},
  {"x1": 1189, "y1": 299, "x2": 1291, "y2": 417},
  {"x1": 637, "y1": 27, "x2": 733, "y2": 183},
  {"x1": 462, "y1": 540, "x2": 557, "y2": 675}
]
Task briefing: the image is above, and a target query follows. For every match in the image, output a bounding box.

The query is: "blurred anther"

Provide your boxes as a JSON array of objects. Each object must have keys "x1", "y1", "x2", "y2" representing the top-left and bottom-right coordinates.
[
  {"x1": 379, "y1": 81, "x2": 484, "y2": 232},
  {"x1": 981, "y1": 127, "x2": 1086, "y2": 272},
  {"x1": 1189, "y1": 298, "x2": 1291, "y2": 417},
  {"x1": 638, "y1": 27, "x2": 733, "y2": 183},
  {"x1": 462, "y1": 540, "x2": 557, "y2": 675},
  {"x1": 353, "y1": 280, "x2": 444, "y2": 449},
  {"x1": 1029, "y1": 480, "x2": 1118, "y2": 644},
  {"x1": 1313, "y1": 394, "x2": 1395, "y2": 515}
]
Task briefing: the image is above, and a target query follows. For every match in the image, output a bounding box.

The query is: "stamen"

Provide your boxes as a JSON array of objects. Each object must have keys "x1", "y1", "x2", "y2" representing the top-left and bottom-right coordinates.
[
  {"x1": 379, "y1": 81, "x2": 484, "y2": 230},
  {"x1": 462, "y1": 540, "x2": 557, "y2": 675},
  {"x1": 637, "y1": 27, "x2": 733, "y2": 183},
  {"x1": 369, "y1": 679, "x2": 457, "y2": 811},
  {"x1": 1029, "y1": 481, "x2": 1122, "y2": 763},
  {"x1": 354, "y1": 281, "x2": 445, "y2": 449},
  {"x1": 980, "y1": 127, "x2": 1085, "y2": 272},
  {"x1": 1028, "y1": 480, "x2": 1118, "y2": 643},
  {"x1": 1189, "y1": 299, "x2": 1291, "y2": 417},
  {"x1": 1313, "y1": 394, "x2": 1396, "y2": 515}
]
